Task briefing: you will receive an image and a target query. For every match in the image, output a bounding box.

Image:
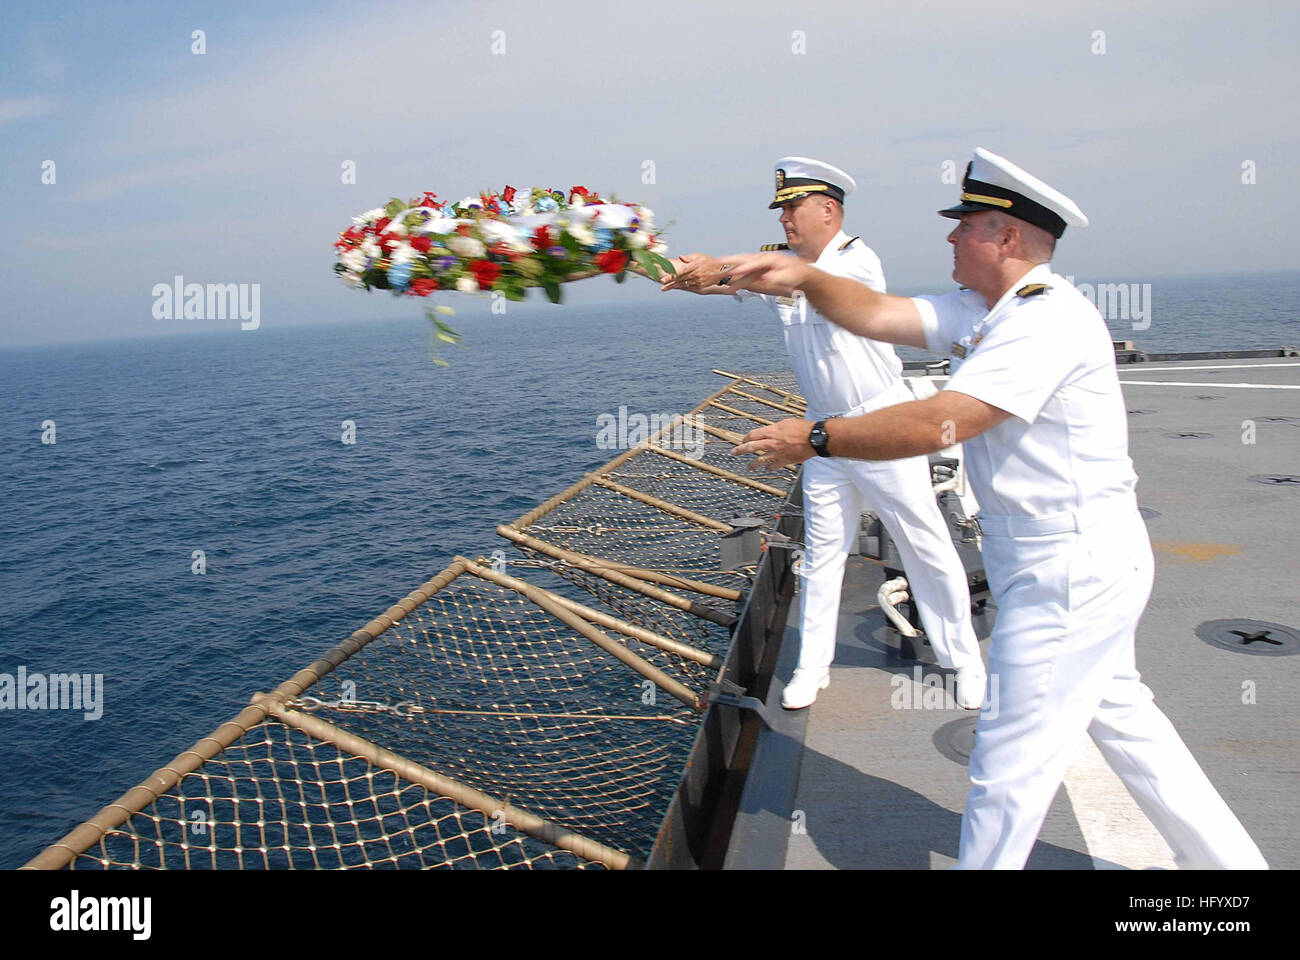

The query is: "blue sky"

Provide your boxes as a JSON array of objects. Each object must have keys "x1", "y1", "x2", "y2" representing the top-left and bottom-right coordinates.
[{"x1": 2, "y1": 0, "x2": 1297, "y2": 346}]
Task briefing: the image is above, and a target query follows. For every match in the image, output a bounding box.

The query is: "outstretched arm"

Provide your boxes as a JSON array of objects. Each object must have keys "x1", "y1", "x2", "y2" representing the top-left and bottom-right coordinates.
[
  {"x1": 731, "y1": 391, "x2": 1012, "y2": 469},
  {"x1": 674, "y1": 252, "x2": 929, "y2": 348},
  {"x1": 657, "y1": 254, "x2": 742, "y2": 295}
]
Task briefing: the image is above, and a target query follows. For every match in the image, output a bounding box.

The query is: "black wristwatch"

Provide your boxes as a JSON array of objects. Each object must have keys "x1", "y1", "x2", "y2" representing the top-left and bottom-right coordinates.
[{"x1": 808, "y1": 420, "x2": 831, "y2": 457}]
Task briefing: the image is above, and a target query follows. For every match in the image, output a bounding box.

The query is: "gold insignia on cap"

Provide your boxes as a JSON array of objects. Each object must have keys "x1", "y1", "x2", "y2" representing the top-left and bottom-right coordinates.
[
  {"x1": 960, "y1": 191, "x2": 1013, "y2": 209},
  {"x1": 1016, "y1": 283, "x2": 1050, "y2": 298},
  {"x1": 775, "y1": 168, "x2": 786, "y2": 191}
]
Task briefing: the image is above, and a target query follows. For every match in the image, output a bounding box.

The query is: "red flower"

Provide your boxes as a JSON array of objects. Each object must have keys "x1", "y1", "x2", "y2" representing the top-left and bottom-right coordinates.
[
  {"x1": 375, "y1": 217, "x2": 391, "y2": 234},
  {"x1": 456, "y1": 223, "x2": 472, "y2": 237},
  {"x1": 594, "y1": 249, "x2": 629, "y2": 273},
  {"x1": 470, "y1": 260, "x2": 501, "y2": 286},
  {"x1": 410, "y1": 236, "x2": 432, "y2": 253},
  {"x1": 419, "y1": 192, "x2": 439, "y2": 208},
  {"x1": 408, "y1": 278, "x2": 439, "y2": 296},
  {"x1": 531, "y1": 226, "x2": 552, "y2": 249},
  {"x1": 502, "y1": 185, "x2": 517, "y2": 204}
]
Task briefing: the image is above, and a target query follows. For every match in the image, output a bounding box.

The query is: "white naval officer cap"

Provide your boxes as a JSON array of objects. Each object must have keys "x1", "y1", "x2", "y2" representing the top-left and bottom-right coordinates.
[
  {"x1": 770, "y1": 157, "x2": 856, "y2": 209},
  {"x1": 939, "y1": 147, "x2": 1088, "y2": 238}
]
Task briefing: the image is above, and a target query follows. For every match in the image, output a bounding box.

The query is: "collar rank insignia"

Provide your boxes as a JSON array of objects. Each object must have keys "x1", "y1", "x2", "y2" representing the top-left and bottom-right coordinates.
[
  {"x1": 1016, "y1": 283, "x2": 1050, "y2": 298},
  {"x1": 838, "y1": 236, "x2": 859, "y2": 251},
  {"x1": 760, "y1": 242, "x2": 789, "y2": 252}
]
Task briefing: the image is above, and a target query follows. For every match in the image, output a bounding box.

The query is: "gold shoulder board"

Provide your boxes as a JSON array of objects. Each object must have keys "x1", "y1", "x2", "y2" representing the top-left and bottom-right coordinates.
[
  {"x1": 838, "y1": 236, "x2": 860, "y2": 251},
  {"x1": 759, "y1": 242, "x2": 789, "y2": 252},
  {"x1": 1016, "y1": 283, "x2": 1050, "y2": 298}
]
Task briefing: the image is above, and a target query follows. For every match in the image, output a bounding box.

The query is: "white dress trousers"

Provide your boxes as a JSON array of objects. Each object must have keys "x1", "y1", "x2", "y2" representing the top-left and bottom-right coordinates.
[
  {"x1": 957, "y1": 506, "x2": 1268, "y2": 869},
  {"x1": 798, "y1": 383, "x2": 983, "y2": 675}
]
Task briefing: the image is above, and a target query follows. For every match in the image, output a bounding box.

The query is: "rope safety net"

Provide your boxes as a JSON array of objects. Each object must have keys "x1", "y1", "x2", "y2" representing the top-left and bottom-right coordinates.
[{"x1": 24, "y1": 371, "x2": 804, "y2": 871}]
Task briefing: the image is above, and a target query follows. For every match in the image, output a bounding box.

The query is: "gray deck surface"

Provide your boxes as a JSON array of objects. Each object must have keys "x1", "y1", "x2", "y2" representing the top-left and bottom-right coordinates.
[{"x1": 780, "y1": 356, "x2": 1300, "y2": 870}]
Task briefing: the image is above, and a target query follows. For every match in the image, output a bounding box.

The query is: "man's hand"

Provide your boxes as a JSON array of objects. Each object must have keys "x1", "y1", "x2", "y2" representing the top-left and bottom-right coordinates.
[
  {"x1": 714, "y1": 252, "x2": 813, "y2": 296},
  {"x1": 660, "y1": 252, "x2": 722, "y2": 290},
  {"x1": 732, "y1": 418, "x2": 818, "y2": 470}
]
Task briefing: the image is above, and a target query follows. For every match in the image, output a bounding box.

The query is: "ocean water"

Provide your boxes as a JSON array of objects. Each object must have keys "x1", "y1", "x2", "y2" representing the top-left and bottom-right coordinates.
[{"x1": 1, "y1": 272, "x2": 1296, "y2": 867}]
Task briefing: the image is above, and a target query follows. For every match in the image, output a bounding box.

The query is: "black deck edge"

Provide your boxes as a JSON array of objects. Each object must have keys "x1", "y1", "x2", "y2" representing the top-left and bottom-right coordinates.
[
  {"x1": 643, "y1": 481, "x2": 803, "y2": 869},
  {"x1": 1139, "y1": 347, "x2": 1299, "y2": 361},
  {"x1": 905, "y1": 346, "x2": 1298, "y2": 371},
  {"x1": 719, "y1": 615, "x2": 807, "y2": 869}
]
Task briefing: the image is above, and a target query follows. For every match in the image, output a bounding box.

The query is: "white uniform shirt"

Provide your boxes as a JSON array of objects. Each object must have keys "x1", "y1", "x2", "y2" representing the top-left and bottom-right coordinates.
[
  {"x1": 911, "y1": 263, "x2": 1139, "y2": 518},
  {"x1": 738, "y1": 231, "x2": 903, "y2": 420}
]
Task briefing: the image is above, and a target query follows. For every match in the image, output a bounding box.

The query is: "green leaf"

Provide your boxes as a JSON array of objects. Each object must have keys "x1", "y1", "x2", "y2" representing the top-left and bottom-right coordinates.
[
  {"x1": 384, "y1": 198, "x2": 404, "y2": 218},
  {"x1": 630, "y1": 249, "x2": 661, "y2": 281},
  {"x1": 614, "y1": 270, "x2": 626, "y2": 284},
  {"x1": 542, "y1": 279, "x2": 562, "y2": 304},
  {"x1": 647, "y1": 251, "x2": 676, "y2": 276}
]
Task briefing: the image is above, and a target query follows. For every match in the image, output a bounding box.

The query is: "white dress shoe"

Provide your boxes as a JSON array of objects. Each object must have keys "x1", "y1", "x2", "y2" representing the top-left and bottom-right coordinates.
[
  {"x1": 954, "y1": 665, "x2": 987, "y2": 710},
  {"x1": 782, "y1": 668, "x2": 830, "y2": 710}
]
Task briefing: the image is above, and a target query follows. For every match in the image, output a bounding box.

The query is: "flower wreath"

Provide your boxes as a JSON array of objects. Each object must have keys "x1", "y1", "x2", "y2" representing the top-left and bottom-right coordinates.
[{"x1": 333, "y1": 186, "x2": 675, "y2": 363}]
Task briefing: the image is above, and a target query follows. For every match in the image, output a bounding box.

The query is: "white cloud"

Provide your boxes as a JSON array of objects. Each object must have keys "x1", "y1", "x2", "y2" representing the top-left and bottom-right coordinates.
[{"x1": 0, "y1": 96, "x2": 55, "y2": 125}]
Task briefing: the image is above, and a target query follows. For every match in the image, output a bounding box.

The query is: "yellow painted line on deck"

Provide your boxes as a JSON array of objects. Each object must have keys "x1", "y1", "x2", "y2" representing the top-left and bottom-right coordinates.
[{"x1": 1152, "y1": 542, "x2": 1241, "y2": 562}]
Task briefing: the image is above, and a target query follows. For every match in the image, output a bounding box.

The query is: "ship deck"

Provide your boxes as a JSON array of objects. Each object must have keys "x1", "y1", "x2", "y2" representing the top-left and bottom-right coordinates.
[{"x1": 728, "y1": 355, "x2": 1300, "y2": 870}]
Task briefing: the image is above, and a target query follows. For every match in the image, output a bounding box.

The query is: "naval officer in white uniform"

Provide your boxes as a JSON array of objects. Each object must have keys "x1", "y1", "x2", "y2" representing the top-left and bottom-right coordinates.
[
  {"x1": 673, "y1": 148, "x2": 1268, "y2": 869},
  {"x1": 665, "y1": 157, "x2": 984, "y2": 711}
]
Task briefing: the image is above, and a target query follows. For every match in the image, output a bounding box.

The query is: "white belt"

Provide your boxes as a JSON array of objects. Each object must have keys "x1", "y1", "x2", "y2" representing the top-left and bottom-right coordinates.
[
  {"x1": 807, "y1": 379, "x2": 911, "y2": 422},
  {"x1": 974, "y1": 500, "x2": 1140, "y2": 538}
]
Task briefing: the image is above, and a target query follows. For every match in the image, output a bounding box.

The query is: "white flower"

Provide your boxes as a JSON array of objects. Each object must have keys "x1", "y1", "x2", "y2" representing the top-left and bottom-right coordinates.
[
  {"x1": 456, "y1": 276, "x2": 479, "y2": 293},
  {"x1": 636, "y1": 206, "x2": 655, "y2": 230},
  {"x1": 448, "y1": 236, "x2": 487, "y2": 259},
  {"x1": 390, "y1": 242, "x2": 417, "y2": 264},
  {"x1": 479, "y1": 219, "x2": 524, "y2": 247},
  {"x1": 566, "y1": 221, "x2": 596, "y2": 246},
  {"x1": 417, "y1": 216, "x2": 461, "y2": 236},
  {"x1": 340, "y1": 249, "x2": 366, "y2": 271},
  {"x1": 626, "y1": 230, "x2": 649, "y2": 249},
  {"x1": 458, "y1": 195, "x2": 482, "y2": 210},
  {"x1": 342, "y1": 272, "x2": 365, "y2": 288},
  {"x1": 353, "y1": 207, "x2": 385, "y2": 225},
  {"x1": 650, "y1": 241, "x2": 668, "y2": 255},
  {"x1": 361, "y1": 239, "x2": 380, "y2": 258},
  {"x1": 591, "y1": 203, "x2": 634, "y2": 229},
  {"x1": 385, "y1": 218, "x2": 408, "y2": 235}
]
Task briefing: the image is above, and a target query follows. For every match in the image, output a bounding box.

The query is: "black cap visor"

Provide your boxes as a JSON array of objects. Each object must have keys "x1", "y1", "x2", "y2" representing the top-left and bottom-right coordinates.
[{"x1": 937, "y1": 201, "x2": 994, "y2": 220}]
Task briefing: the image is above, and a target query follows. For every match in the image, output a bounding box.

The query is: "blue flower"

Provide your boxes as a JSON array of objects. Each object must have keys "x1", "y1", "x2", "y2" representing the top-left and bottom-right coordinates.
[
  {"x1": 536, "y1": 196, "x2": 559, "y2": 213},
  {"x1": 387, "y1": 262, "x2": 413, "y2": 290},
  {"x1": 592, "y1": 228, "x2": 615, "y2": 251}
]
